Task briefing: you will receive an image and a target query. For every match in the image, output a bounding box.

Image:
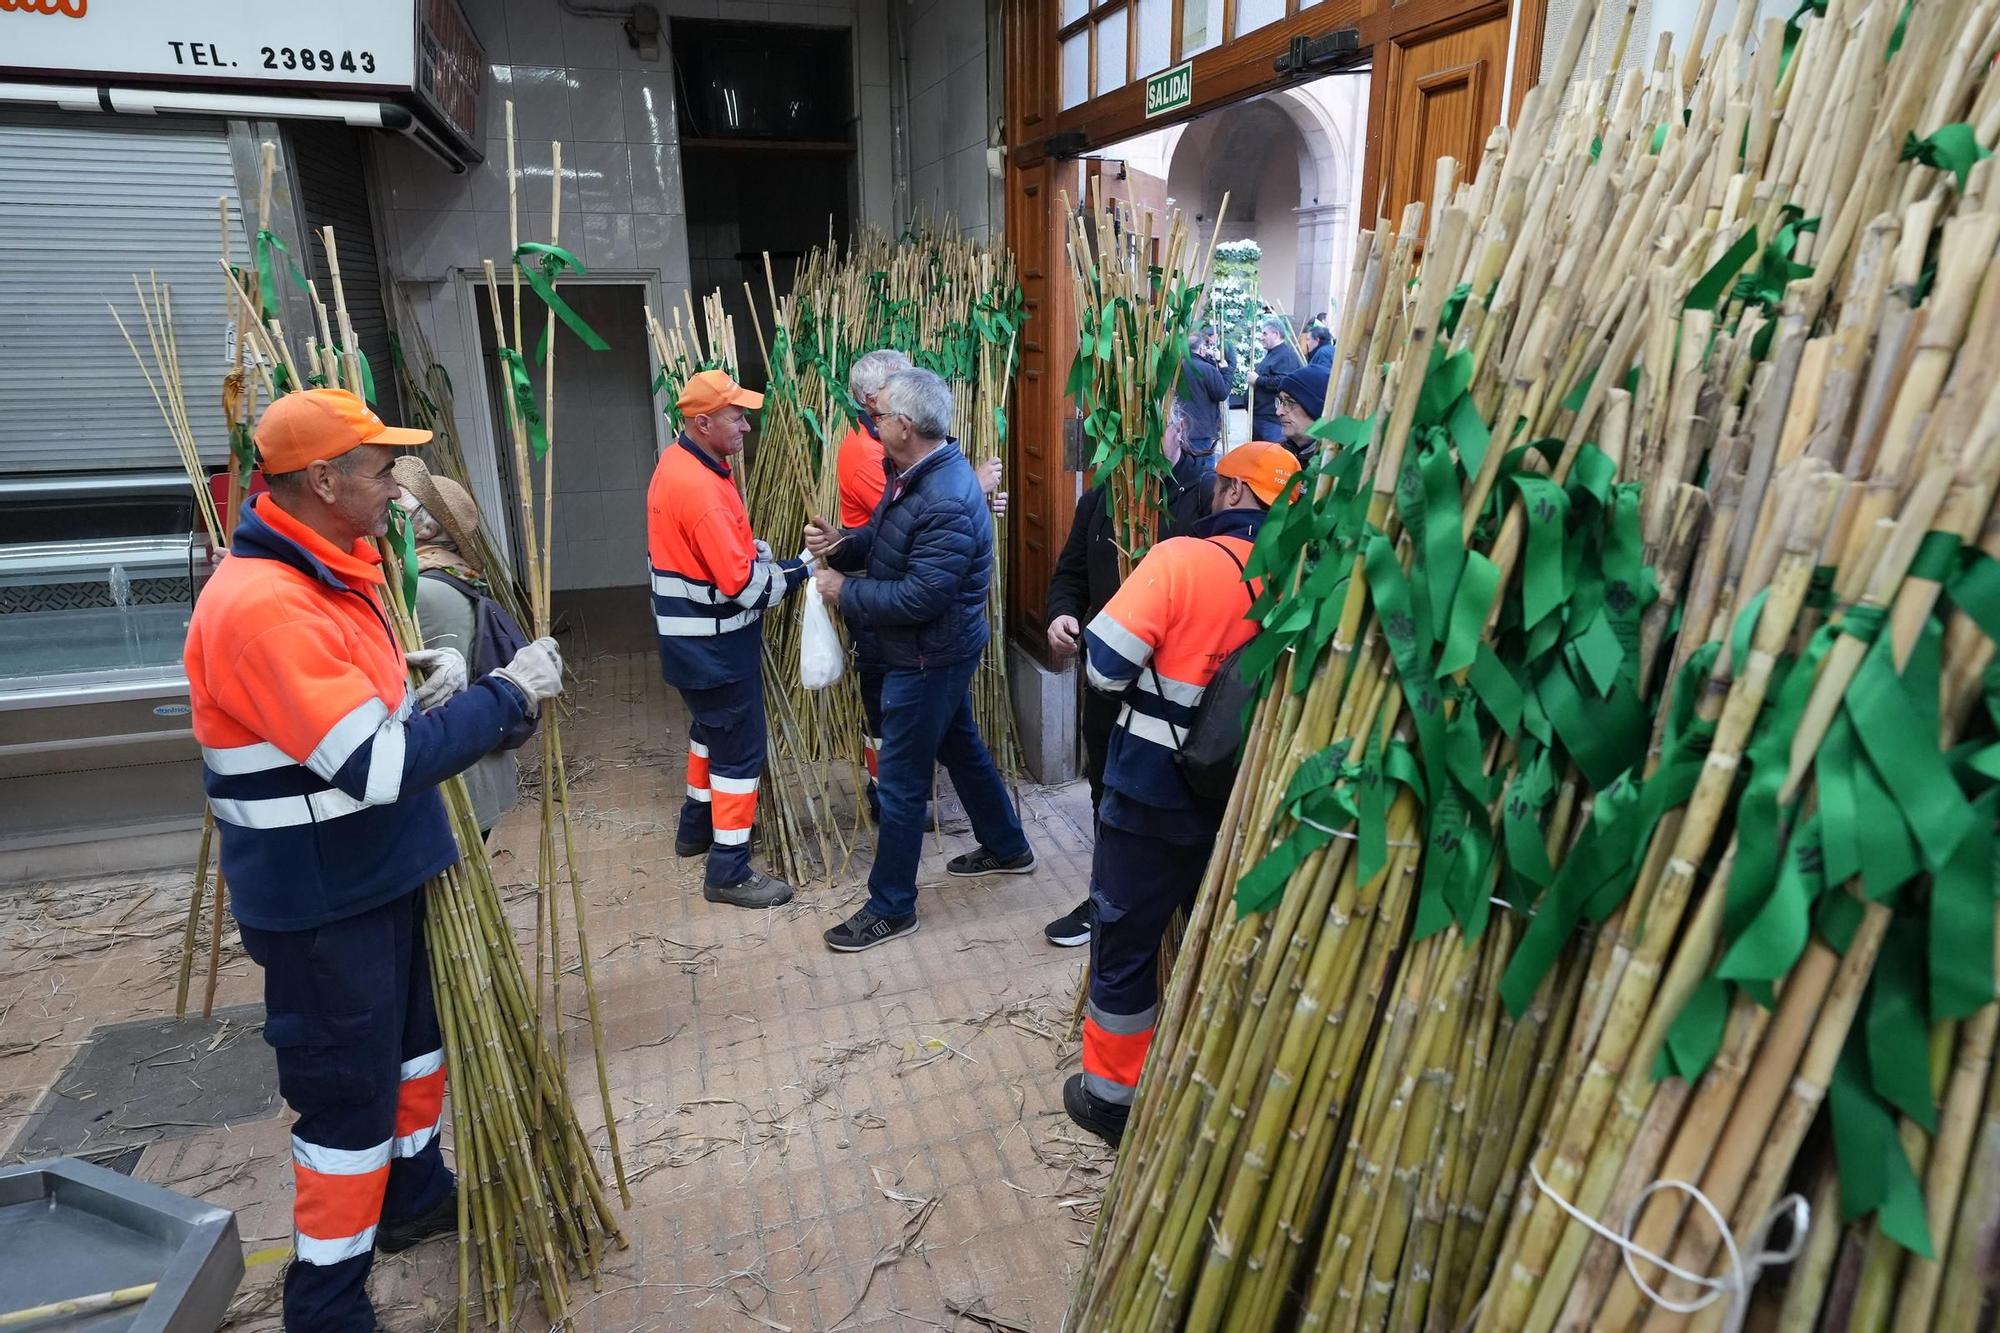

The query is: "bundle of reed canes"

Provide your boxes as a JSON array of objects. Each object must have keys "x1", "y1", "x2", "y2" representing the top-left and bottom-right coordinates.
[
  {"x1": 1061, "y1": 183, "x2": 1228, "y2": 580},
  {"x1": 645, "y1": 223, "x2": 1030, "y2": 885},
  {"x1": 199, "y1": 107, "x2": 631, "y2": 1326},
  {"x1": 1068, "y1": 0, "x2": 2000, "y2": 1329}
]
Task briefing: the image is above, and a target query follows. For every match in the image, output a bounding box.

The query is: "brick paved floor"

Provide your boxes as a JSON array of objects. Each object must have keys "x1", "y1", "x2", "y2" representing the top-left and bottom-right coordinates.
[{"x1": 0, "y1": 651, "x2": 1112, "y2": 1331}]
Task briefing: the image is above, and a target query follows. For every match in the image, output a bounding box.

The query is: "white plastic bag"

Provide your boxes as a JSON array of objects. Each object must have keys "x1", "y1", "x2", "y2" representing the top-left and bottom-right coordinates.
[{"x1": 799, "y1": 588, "x2": 846, "y2": 691}]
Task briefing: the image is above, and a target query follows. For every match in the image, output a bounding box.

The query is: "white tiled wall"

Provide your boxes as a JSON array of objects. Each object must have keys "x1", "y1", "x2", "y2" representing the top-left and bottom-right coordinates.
[
  {"x1": 903, "y1": 0, "x2": 996, "y2": 242},
  {"x1": 371, "y1": 0, "x2": 904, "y2": 565}
]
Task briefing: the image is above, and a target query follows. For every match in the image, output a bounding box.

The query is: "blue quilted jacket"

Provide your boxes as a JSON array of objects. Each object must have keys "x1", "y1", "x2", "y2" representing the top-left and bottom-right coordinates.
[{"x1": 832, "y1": 441, "x2": 992, "y2": 670}]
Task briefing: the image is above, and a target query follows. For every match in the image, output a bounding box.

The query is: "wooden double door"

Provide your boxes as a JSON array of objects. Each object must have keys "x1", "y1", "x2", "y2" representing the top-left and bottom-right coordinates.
[{"x1": 1002, "y1": 0, "x2": 1524, "y2": 650}]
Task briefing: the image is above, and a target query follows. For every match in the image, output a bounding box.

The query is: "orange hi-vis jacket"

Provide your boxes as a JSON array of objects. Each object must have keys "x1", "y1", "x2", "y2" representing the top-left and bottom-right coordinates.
[
  {"x1": 1083, "y1": 508, "x2": 1266, "y2": 817},
  {"x1": 647, "y1": 435, "x2": 809, "y2": 690},
  {"x1": 835, "y1": 413, "x2": 887, "y2": 529},
  {"x1": 184, "y1": 495, "x2": 532, "y2": 932}
]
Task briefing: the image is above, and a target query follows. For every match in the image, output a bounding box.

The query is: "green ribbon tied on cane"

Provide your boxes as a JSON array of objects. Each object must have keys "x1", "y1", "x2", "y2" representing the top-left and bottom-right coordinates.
[
  {"x1": 512, "y1": 243, "x2": 611, "y2": 355},
  {"x1": 254, "y1": 229, "x2": 312, "y2": 321},
  {"x1": 229, "y1": 421, "x2": 257, "y2": 488},
  {"x1": 497, "y1": 346, "x2": 550, "y2": 460},
  {"x1": 1900, "y1": 123, "x2": 1993, "y2": 191},
  {"x1": 386, "y1": 501, "x2": 420, "y2": 611}
]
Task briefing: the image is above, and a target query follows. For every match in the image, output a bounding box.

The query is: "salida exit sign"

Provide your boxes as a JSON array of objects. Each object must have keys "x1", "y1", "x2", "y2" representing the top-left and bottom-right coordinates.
[{"x1": 1145, "y1": 61, "x2": 1192, "y2": 118}]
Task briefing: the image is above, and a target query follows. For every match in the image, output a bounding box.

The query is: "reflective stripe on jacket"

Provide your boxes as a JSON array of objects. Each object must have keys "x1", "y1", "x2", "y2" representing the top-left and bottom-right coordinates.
[
  {"x1": 1082, "y1": 508, "x2": 1265, "y2": 811},
  {"x1": 184, "y1": 495, "x2": 532, "y2": 932},
  {"x1": 646, "y1": 435, "x2": 807, "y2": 690}
]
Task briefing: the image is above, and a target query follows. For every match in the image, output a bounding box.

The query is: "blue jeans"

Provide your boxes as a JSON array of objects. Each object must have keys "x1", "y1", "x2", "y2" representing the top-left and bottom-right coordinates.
[{"x1": 867, "y1": 656, "x2": 1029, "y2": 918}]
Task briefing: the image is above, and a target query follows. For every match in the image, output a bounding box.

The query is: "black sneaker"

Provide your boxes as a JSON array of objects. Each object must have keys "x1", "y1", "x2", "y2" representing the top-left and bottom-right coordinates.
[
  {"x1": 675, "y1": 833, "x2": 712, "y2": 858},
  {"x1": 377, "y1": 1187, "x2": 457, "y2": 1253},
  {"x1": 823, "y1": 907, "x2": 919, "y2": 952},
  {"x1": 945, "y1": 846, "x2": 1036, "y2": 877},
  {"x1": 1063, "y1": 1073, "x2": 1129, "y2": 1147},
  {"x1": 1045, "y1": 900, "x2": 1092, "y2": 947},
  {"x1": 704, "y1": 871, "x2": 794, "y2": 909}
]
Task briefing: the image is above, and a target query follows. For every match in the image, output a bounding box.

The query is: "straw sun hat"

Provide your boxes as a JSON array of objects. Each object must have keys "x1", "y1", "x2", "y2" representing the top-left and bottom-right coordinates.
[{"x1": 391, "y1": 456, "x2": 485, "y2": 576}]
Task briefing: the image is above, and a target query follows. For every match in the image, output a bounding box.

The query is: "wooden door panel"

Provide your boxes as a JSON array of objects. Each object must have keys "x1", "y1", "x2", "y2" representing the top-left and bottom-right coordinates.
[
  {"x1": 1371, "y1": 13, "x2": 1509, "y2": 229},
  {"x1": 1006, "y1": 158, "x2": 1077, "y2": 643}
]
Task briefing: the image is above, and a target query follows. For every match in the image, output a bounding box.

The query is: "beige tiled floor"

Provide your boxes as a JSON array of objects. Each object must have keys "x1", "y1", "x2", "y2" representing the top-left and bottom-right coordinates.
[{"x1": 0, "y1": 651, "x2": 1112, "y2": 1331}]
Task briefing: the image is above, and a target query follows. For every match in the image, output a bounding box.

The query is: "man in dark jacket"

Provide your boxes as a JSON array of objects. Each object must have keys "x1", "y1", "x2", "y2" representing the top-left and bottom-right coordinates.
[
  {"x1": 1245, "y1": 315, "x2": 1304, "y2": 442},
  {"x1": 1039, "y1": 397, "x2": 1211, "y2": 947},
  {"x1": 805, "y1": 368, "x2": 1034, "y2": 953},
  {"x1": 1175, "y1": 326, "x2": 1232, "y2": 476},
  {"x1": 1304, "y1": 318, "x2": 1335, "y2": 368}
]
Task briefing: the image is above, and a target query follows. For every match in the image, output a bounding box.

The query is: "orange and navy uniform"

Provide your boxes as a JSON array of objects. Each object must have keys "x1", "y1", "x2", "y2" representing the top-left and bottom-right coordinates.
[
  {"x1": 183, "y1": 492, "x2": 527, "y2": 1295},
  {"x1": 1083, "y1": 508, "x2": 1265, "y2": 823},
  {"x1": 185, "y1": 493, "x2": 532, "y2": 931},
  {"x1": 1078, "y1": 506, "x2": 1265, "y2": 1109},
  {"x1": 646, "y1": 435, "x2": 808, "y2": 691},
  {"x1": 836, "y1": 412, "x2": 888, "y2": 530}
]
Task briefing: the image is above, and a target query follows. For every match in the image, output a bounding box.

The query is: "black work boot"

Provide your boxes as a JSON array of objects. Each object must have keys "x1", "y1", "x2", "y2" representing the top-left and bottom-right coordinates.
[
  {"x1": 1063, "y1": 1073, "x2": 1129, "y2": 1147},
  {"x1": 377, "y1": 1187, "x2": 457, "y2": 1253}
]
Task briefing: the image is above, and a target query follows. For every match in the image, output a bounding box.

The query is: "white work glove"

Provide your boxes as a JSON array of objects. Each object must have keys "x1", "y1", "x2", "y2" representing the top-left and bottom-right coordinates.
[
  {"x1": 753, "y1": 538, "x2": 774, "y2": 562},
  {"x1": 795, "y1": 547, "x2": 818, "y2": 570},
  {"x1": 406, "y1": 647, "x2": 468, "y2": 710},
  {"x1": 491, "y1": 636, "x2": 565, "y2": 713}
]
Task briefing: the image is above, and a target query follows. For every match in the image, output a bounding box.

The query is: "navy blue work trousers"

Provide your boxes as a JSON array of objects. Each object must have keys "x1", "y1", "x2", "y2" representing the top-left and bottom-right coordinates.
[{"x1": 238, "y1": 889, "x2": 451, "y2": 1333}]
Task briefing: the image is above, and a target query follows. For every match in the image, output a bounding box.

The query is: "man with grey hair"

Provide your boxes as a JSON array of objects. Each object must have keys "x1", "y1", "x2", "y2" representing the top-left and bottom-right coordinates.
[
  {"x1": 1244, "y1": 313, "x2": 1303, "y2": 443},
  {"x1": 805, "y1": 368, "x2": 1033, "y2": 952}
]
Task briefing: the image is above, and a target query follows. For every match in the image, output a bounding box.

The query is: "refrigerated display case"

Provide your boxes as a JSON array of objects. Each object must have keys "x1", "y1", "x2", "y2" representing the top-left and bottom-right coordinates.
[{"x1": 0, "y1": 475, "x2": 211, "y2": 879}]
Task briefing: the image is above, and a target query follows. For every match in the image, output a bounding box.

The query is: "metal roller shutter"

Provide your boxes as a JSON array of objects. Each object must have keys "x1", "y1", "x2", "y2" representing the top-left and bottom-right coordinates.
[
  {"x1": 287, "y1": 122, "x2": 401, "y2": 426},
  {"x1": 0, "y1": 111, "x2": 249, "y2": 475}
]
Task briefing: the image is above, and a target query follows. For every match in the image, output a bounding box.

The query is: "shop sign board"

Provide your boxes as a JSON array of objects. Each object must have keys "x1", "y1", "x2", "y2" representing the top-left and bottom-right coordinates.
[{"x1": 1, "y1": 0, "x2": 420, "y2": 94}]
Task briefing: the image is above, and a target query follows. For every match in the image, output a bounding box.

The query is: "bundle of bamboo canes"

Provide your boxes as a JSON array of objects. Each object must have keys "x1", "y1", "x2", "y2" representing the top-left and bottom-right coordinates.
[
  {"x1": 1068, "y1": 0, "x2": 2000, "y2": 1329},
  {"x1": 1062, "y1": 185, "x2": 1228, "y2": 579},
  {"x1": 196, "y1": 113, "x2": 630, "y2": 1325}
]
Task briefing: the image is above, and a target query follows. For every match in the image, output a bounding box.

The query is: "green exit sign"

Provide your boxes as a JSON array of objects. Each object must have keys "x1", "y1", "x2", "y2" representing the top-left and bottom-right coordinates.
[{"x1": 1145, "y1": 61, "x2": 1192, "y2": 118}]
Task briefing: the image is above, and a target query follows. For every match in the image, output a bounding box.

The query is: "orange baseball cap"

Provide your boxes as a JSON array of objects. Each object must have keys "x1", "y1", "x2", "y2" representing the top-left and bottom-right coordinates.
[
  {"x1": 676, "y1": 368, "x2": 764, "y2": 418},
  {"x1": 1217, "y1": 441, "x2": 1303, "y2": 505},
  {"x1": 254, "y1": 388, "x2": 431, "y2": 474}
]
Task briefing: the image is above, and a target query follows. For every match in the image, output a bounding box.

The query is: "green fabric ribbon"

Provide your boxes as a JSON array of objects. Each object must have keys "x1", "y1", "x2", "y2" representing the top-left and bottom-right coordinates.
[
  {"x1": 1931, "y1": 788, "x2": 1998, "y2": 1021},
  {"x1": 1780, "y1": 0, "x2": 1825, "y2": 78},
  {"x1": 512, "y1": 243, "x2": 611, "y2": 354},
  {"x1": 254, "y1": 229, "x2": 311, "y2": 321},
  {"x1": 497, "y1": 346, "x2": 550, "y2": 459},
  {"x1": 1657, "y1": 974, "x2": 1731, "y2": 1081},
  {"x1": 1900, "y1": 123, "x2": 1993, "y2": 191},
  {"x1": 229, "y1": 421, "x2": 256, "y2": 487},
  {"x1": 1684, "y1": 227, "x2": 1761, "y2": 313},
  {"x1": 1829, "y1": 1026, "x2": 1936, "y2": 1258},
  {"x1": 1866, "y1": 916, "x2": 1937, "y2": 1133},
  {"x1": 386, "y1": 501, "x2": 419, "y2": 610}
]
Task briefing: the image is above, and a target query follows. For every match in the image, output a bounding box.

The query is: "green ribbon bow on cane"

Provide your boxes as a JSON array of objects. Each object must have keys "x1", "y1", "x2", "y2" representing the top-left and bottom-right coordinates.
[
  {"x1": 497, "y1": 346, "x2": 550, "y2": 459},
  {"x1": 255, "y1": 229, "x2": 312, "y2": 321},
  {"x1": 229, "y1": 421, "x2": 257, "y2": 488},
  {"x1": 386, "y1": 501, "x2": 419, "y2": 611},
  {"x1": 512, "y1": 243, "x2": 611, "y2": 356},
  {"x1": 1900, "y1": 123, "x2": 1993, "y2": 191}
]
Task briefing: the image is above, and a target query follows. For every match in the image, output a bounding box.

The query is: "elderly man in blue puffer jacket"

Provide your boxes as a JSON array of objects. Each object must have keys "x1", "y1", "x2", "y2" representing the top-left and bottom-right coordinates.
[{"x1": 804, "y1": 367, "x2": 1035, "y2": 953}]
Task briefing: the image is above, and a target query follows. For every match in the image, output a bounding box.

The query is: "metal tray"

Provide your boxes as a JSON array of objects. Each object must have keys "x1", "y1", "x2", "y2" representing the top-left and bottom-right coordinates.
[{"x1": 0, "y1": 1157, "x2": 241, "y2": 1331}]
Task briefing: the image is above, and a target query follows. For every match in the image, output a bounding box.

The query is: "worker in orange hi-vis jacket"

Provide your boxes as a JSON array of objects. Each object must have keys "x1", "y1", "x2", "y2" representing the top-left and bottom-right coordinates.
[
  {"x1": 1063, "y1": 441, "x2": 1302, "y2": 1147},
  {"x1": 184, "y1": 388, "x2": 565, "y2": 1333},
  {"x1": 647, "y1": 368, "x2": 814, "y2": 908}
]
